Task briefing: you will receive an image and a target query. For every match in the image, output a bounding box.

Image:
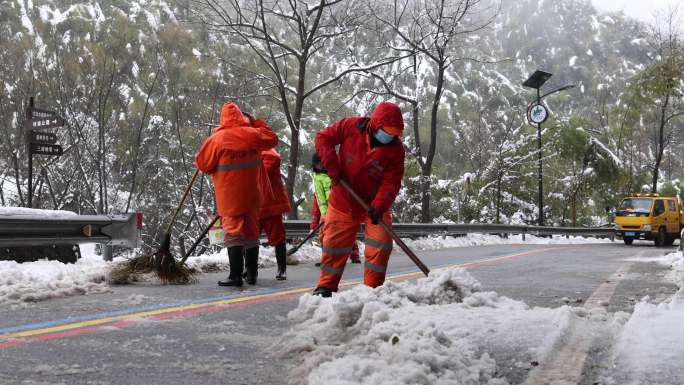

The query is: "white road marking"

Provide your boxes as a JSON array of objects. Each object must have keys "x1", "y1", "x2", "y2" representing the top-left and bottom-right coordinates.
[{"x1": 523, "y1": 251, "x2": 649, "y2": 385}]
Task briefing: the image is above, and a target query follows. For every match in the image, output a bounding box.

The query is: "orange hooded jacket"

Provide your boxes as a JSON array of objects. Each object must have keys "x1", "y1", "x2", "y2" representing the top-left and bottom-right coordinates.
[
  {"x1": 259, "y1": 148, "x2": 291, "y2": 218},
  {"x1": 195, "y1": 103, "x2": 278, "y2": 217}
]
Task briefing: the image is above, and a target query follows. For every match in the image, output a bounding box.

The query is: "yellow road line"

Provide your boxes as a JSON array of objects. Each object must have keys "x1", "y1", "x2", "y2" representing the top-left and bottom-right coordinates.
[{"x1": 1, "y1": 247, "x2": 559, "y2": 341}]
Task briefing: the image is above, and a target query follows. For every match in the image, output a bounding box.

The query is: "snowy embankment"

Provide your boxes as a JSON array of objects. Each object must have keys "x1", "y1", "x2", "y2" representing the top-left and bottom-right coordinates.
[
  {"x1": 602, "y1": 250, "x2": 684, "y2": 385},
  {"x1": 0, "y1": 244, "x2": 110, "y2": 305},
  {"x1": 0, "y1": 233, "x2": 609, "y2": 306},
  {"x1": 281, "y1": 269, "x2": 624, "y2": 385}
]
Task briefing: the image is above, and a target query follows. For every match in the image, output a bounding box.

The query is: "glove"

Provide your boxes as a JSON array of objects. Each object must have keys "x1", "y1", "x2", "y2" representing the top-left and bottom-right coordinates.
[{"x1": 368, "y1": 207, "x2": 382, "y2": 225}]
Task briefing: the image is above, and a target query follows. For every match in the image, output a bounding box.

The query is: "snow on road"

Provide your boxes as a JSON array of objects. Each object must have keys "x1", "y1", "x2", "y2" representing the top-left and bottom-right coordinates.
[
  {"x1": 282, "y1": 269, "x2": 625, "y2": 385},
  {"x1": 0, "y1": 234, "x2": 612, "y2": 305},
  {"x1": 602, "y1": 251, "x2": 684, "y2": 385}
]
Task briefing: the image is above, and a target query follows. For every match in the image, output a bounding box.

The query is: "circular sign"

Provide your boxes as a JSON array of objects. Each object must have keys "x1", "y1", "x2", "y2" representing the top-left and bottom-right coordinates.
[{"x1": 528, "y1": 103, "x2": 549, "y2": 124}]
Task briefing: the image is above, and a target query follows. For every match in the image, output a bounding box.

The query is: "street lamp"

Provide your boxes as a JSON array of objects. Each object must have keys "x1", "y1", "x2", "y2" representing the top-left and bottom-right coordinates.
[{"x1": 522, "y1": 70, "x2": 575, "y2": 227}]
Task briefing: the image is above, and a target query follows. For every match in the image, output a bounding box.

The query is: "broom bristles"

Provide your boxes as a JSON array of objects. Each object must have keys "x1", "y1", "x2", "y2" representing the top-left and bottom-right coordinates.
[{"x1": 108, "y1": 233, "x2": 198, "y2": 285}]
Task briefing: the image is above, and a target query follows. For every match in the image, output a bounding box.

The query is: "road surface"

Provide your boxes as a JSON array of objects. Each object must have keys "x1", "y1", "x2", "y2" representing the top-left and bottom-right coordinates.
[{"x1": 0, "y1": 242, "x2": 678, "y2": 385}]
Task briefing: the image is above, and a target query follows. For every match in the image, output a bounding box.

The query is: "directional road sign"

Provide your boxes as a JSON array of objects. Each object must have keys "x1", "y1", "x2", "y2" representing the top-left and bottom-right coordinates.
[
  {"x1": 31, "y1": 108, "x2": 60, "y2": 119},
  {"x1": 29, "y1": 131, "x2": 58, "y2": 145},
  {"x1": 29, "y1": 143, "x2": 63, "y2": 156},
  {"x1": 25, "y1": 117, "x2": 66, "y2": 130}
]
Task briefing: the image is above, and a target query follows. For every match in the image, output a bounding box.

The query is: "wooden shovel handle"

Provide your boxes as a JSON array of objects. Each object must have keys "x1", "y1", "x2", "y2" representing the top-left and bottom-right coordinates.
[{"x1": 340, "y1": 180, "x2": 430, "y2": 276}]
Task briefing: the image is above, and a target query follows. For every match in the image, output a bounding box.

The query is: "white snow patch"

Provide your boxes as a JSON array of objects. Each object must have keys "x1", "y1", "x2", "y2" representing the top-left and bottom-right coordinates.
[
  {"x1": 282, "y1": 268, "x2": 619, "y2": 385},
  {"x1": 0, "y1": 243, "x2": 110, "y2": 305},
  {"x1": 186, "y1": 243, "x2": 322, "y2": 272},
  {"x1": 403, "y1": 233, "x2": 612, "y2": 251},
  {"x1": 603, "y1": 251, "x2": 684, "y2": 384},
  {"x1": 0, "y1": 206, "x2": 78, "y2": 219}
]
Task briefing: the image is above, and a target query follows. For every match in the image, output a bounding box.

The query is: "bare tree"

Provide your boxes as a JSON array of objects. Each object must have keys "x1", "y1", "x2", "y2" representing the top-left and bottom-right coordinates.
[
  {"x1": 190, "y1": 0, "x2": 404, "y2": 218},
  {"x1": 635, "y1": 6, "x2": 684, "y2": 192},
  {"x1": 370, "y1": 0, "x2": 499, "y2": 222}
]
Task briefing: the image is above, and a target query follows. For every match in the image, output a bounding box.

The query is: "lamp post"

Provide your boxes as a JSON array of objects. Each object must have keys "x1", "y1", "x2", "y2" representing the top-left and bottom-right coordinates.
[{"x1": 522, "y1": 70, "x2": 575, "y2": 227}]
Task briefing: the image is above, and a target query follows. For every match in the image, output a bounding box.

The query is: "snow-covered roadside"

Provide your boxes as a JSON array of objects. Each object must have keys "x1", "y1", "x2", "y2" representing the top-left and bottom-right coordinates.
[
  {"x1": 0, "y1": 242, "x2": 321, "y2": 305},
  {"x1": 0, "y1": 206, "x2": 78, "y2": 218},
  {"x1": 0, "y1": 243, "x2": 110, "y2": 306},
  {"x1": 281, "y1": 269, "x2": 625, "y2": 385},
  {"x1": 0, "y1": 233, "x2": 611, "y2": 305},
  {"x1": 403, "y1": 233, "x2": 612, "y2": 251},
  {"x1": 602, "y1": 251, "x2": 684, "y2": 385}
]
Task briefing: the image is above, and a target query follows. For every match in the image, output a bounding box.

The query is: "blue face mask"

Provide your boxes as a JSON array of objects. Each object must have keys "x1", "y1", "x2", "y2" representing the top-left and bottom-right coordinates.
[{"x1": 374, "y1": 128, "x2": 395, "y2": 144}]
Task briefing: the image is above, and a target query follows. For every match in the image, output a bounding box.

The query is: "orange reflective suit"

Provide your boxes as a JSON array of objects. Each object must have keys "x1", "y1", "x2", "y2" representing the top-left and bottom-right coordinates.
[
  {"x1": 195, "y1": 103, "x2": 278, "y2": 248},
  {"x1": 315, "y1": 102, "x2": 405, "y2": 291},
  {"x1": 259, "y1": 148, "x2": 291, "y2": 246}
]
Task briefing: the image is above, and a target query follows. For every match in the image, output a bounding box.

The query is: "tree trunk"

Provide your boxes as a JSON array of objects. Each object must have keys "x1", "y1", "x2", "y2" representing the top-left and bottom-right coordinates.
[
  {"x1": 652, "y1": 93, "x2": 670, "y2": 193},
  {"x1": 285, "y1": 59, "x2": 307, "y2": 220},
  {"x1": 420, "y1": 61, "x2": 446, "y2": 223},
  {"x1": 495, "y1": 176, "x2": 502, "y2": 224}
]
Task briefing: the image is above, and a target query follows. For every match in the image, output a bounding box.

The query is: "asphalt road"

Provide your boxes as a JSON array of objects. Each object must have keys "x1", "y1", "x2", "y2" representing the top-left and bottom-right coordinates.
[{"x1": 0, "y1": 242, "x2": 678, "y2": 385}]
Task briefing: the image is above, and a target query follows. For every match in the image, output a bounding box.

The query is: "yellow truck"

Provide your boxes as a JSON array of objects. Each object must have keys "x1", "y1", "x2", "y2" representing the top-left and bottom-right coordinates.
[{"x1": 615, "y1": 193, "x2": 684, "y2": 246}]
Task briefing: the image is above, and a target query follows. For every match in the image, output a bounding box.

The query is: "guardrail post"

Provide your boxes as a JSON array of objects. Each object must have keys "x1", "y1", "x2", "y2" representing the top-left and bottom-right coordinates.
[
  {"x1": 522, "y1": 227, "x2": 526, "y2": 241},
  {"x1": 102, "y1": 243, "x2": 113, "y2": 261}
]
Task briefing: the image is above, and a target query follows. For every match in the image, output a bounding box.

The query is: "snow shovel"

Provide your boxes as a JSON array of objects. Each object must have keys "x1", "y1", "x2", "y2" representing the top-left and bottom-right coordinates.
[
  {"x1": 287, "y1": 221, "x2": 324, "y2": 256},
  {"x1": 340, "y1": 180, "x2": 430, "y2": 276}
]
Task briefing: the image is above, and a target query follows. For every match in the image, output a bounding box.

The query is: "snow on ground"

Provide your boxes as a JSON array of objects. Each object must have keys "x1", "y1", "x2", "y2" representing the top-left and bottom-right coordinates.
[
  {"x1": 602, "y1": 250, "x2": 684, "y2": 385},
  {"x1": 281, "y1": 268, "x2": 624, "y2": 385},
  {"x1": 186, "y1": 243, "x2": 322, "y2": 272},
  {"x1": 0, "y1": 233, "x2": 611, "y2": 305},
  {"x1": 403, "y1": 233, "x2": 612, "y2": 251},
  {"x1": 0, "y1": 243, "x2": 110, "y2": 306}
]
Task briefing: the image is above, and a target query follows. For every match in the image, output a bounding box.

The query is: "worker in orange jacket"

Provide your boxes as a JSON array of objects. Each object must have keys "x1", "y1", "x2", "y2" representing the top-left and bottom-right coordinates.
[
  {"x1": 259, "y1": 148, "x2": 291, "y2": 280},
  {"x1": 312, "y1": 102, "x2": 405, "y2": 297},
  {"x1": 195, "y1": 102, "x2": 278, "y2": 287}
]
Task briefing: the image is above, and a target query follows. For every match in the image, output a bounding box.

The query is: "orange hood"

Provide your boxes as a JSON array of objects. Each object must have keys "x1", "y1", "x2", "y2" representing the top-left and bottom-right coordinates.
[
  {"x1": 214, "y1": 102, "x2": 251, "y2": 133},
  {"x1": 369, "y1": 101, "x2": 404, "y2": 135}
]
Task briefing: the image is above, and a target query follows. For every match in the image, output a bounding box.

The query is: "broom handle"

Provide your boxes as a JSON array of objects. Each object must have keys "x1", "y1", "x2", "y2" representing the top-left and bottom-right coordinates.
[
  {"x1": 166, "y1": 169, "x2": 200, "y2": 234},
  {"x1": 287, "y1": 221, "x2": 324, "y2": 256},
  {"x1": 180, "y1": 215, "x2": 220, "y2": 264},
  {"x1": 340, "y1": 180, "x2": 430, "y2": 276}
]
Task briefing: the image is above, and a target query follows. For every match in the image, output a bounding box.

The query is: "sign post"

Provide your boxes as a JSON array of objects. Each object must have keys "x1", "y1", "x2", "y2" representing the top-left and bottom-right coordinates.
[
  {"x1": 24, "y1": 97, "x2": 65, "y2": 208},
  {"x1": 522, "y1": 71, "x2": 575, "y2": 227}
]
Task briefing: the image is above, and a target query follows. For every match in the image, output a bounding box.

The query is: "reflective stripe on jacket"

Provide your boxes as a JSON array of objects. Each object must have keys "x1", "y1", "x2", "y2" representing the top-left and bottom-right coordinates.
[{"x1": 195, "y1": 103, "x2": 278, "y2": 217}]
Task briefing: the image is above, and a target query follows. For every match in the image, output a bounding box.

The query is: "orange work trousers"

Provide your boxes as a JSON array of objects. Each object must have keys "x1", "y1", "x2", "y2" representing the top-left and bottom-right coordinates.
[
  {"x1": 259, "y1": 214, "x2": 286, "y2": 246},
  {"x1": 222, "y1": 210, "x2": 260, "y2": 248},
  {"x1": 317, "y1": 205, "x2": 393, "y2": 291}
]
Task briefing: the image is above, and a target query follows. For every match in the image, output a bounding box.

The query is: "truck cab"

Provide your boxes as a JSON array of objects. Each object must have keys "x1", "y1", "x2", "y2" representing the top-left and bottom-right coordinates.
[{"x1": 615, "y1": 193, "x2": 683, "y2": 246}]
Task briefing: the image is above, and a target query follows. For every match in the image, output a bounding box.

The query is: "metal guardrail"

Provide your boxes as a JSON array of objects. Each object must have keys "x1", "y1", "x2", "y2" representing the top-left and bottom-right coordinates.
[
  {"x1": 283, "y1": 221, "x2": 615, "y2": 240},
  {"x1": 0, "y1": 213, "x2": 141, "y2": 248}
]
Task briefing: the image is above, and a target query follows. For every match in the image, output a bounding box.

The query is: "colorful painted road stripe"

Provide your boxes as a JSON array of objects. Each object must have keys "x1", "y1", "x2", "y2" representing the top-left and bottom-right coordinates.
[{"x1": 0, "y1": 247, "x2": 558, "y2": 349}]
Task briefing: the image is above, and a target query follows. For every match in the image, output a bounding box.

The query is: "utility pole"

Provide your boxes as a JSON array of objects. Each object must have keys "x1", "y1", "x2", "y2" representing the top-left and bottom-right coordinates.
[{"x1": 536, "y1": 87, "x2": 543, "y2": 227}]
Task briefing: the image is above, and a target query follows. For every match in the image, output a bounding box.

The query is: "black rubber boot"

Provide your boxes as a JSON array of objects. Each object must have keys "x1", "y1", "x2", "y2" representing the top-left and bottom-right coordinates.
[
  {"x1": 244, "y1": 246, "x2": 259, "y2": 285},
  {"x1": 312, "y1": 287, "x2": 333, "y2": 298},
  {"x1": 218, "y1": 246, "x2": 244, "y2": 287},
  {"x1": 275, "y1": 243, "x2": 287, "y2": 280}
]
